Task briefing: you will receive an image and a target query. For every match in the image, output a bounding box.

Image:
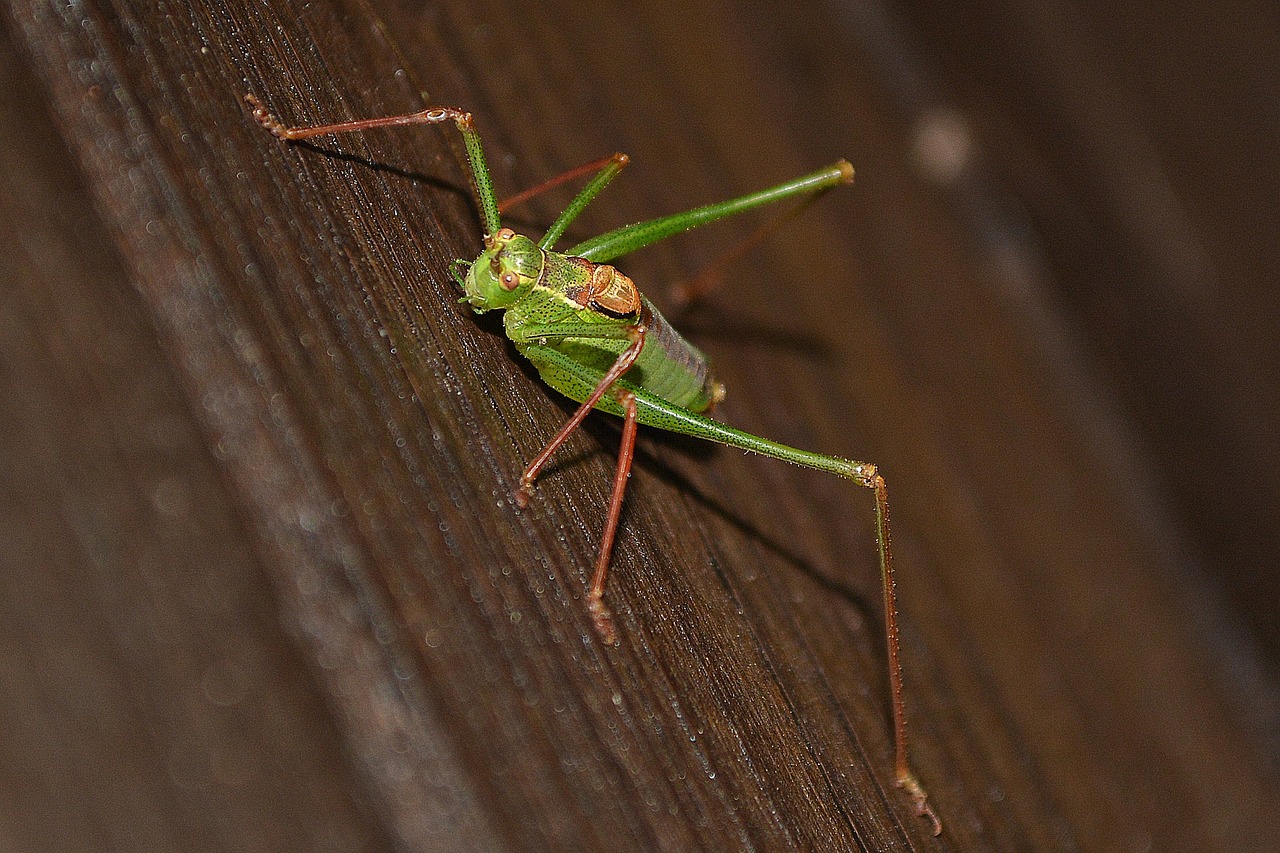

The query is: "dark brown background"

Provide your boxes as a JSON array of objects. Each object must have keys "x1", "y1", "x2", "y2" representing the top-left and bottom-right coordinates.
[{"x1": 2, "y1": 0, "x2": 1277, "y2": 850}]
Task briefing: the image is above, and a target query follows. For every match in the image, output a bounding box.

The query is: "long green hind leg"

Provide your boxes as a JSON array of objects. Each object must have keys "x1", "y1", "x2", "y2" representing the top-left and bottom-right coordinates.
[
  {"x1": 567, "y1": 161, "x2": 853, "y2": 263},
  {"x1": 522, "y1": 342, "x2": 941, "y2": 834},
  {"x1": 667, "y1": 187, "x2": 835, "y2": 310}
]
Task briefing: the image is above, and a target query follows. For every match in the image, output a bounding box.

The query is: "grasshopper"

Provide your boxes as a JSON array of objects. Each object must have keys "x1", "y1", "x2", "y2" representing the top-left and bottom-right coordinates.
[{"x1": 246, "y1": 93, "x2": 939, "y2": 833}]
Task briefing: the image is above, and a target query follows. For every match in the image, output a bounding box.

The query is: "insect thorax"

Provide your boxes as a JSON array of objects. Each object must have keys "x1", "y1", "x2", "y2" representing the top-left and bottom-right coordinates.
[{"x1": 542, "y1": 253, "x2": 642, "y2": 317}]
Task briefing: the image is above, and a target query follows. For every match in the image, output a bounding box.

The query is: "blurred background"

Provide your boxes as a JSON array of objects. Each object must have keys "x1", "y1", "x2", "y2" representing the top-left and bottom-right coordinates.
[{"x1": 2, "y1": 0, "x2": 1276, "y2": 850}]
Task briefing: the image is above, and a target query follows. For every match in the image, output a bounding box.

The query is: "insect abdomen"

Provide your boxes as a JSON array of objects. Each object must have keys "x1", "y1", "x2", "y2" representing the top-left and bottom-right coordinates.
[{"x1": 634, "y1": 299, "x2": 723, "y2": 412}]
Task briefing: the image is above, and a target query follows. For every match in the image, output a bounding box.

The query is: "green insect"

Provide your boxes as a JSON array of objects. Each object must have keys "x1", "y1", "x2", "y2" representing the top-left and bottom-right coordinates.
[{"x1": 246, "y1": 93, "x2": 940, "y2": 834}]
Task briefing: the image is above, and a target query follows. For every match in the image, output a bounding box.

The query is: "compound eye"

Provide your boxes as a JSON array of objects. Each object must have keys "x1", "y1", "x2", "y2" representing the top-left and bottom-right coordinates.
[{"x1": 499, "y1": 271, "x2": 520, "y2": 291}]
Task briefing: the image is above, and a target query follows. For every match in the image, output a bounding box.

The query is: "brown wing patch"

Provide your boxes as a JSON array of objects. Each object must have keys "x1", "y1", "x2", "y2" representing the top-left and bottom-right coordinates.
[{"x1": 588, "y1": 265, "x2": 641, "y2": 316}]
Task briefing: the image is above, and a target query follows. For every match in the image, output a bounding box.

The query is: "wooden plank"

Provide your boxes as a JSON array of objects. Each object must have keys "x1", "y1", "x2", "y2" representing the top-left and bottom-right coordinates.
[
  {"x1": 2, "y1": 0, "x2": 1275, "y2": 849},
  {"x1": 0, "y1": 14, "x2": 392, "y2": 852}
]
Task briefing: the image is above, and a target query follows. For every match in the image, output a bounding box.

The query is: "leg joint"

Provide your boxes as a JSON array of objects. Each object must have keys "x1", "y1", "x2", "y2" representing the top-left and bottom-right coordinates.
[{"x1": 848, "y1": 460, "x2": 879, "y2": 487}]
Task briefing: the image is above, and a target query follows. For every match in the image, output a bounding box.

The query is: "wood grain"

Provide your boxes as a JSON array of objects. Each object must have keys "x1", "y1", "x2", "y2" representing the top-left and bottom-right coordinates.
[{"x1": 2, "y1": 0, "x2": 1276, "y2": 850}]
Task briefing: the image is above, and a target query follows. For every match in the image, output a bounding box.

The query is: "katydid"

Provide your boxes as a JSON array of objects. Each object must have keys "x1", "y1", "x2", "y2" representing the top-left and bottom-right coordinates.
[{"x1": 245, "y1": 94, "x2": 940, "y2": 834}]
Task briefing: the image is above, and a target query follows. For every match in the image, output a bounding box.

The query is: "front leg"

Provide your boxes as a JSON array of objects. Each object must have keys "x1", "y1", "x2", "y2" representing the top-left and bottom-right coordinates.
[
  {"x1": 512, "y1": 324, "x2": 647, "y2": 644},
  {"x1": 514, "y1": 323, "x2": 647, "y2": 503},
  {"x1": 584, "y1": 386, "x2": 639, "y2": 645}
]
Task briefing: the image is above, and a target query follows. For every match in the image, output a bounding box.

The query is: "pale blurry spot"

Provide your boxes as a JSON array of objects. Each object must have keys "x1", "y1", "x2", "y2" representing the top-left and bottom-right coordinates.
[
  {"x1": 911, "y1": 107, "x2": 974, "y2": 185},
  {"x1": 151, "y1": 478, "x2": 189, "y2": 518}
]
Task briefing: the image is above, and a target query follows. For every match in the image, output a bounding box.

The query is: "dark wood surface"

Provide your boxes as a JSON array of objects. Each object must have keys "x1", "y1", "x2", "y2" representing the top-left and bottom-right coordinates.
[{"x1": 2, "y1": 0, "x2": 1276, "y2": 850}]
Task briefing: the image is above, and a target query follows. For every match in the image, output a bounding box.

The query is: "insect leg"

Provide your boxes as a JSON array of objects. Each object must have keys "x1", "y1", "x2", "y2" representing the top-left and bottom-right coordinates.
[
  {"x1": 244, "y1": 94, "x2": 502, "y2": 236},
  {"x1": 667, "y1": 188, "x2": 831, "y2": 310},
  {"x1": 585, "y1": 388, "x2": 639, "y2": 645},
  {"x1": 638, "y1": 393, "x2": 939, "y2": 831},
  {"x1": 567, "y1": 161, "x2": 853, "y2": 263},
  {"x1": 514, "y1": 326, "x2": 646, "y2": 643},
  {"x1": 864, "y1": 468, "x2": 940, "y2": 835},
  {"x1": 498, "y1": 153, "x2": 631, "y2": 253},
  {"x1": 515, "y1": 324, "x2": 647, "y2": 505},
  {"x1": 500, "y1": 154, "x2": 628, "y2": 213},
  {"x1": 537, "y1": 154, "x2": 630, "y2": 251},
  {"x1": 507, "y1": 341, "x2": 939, "y2": 832}
]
